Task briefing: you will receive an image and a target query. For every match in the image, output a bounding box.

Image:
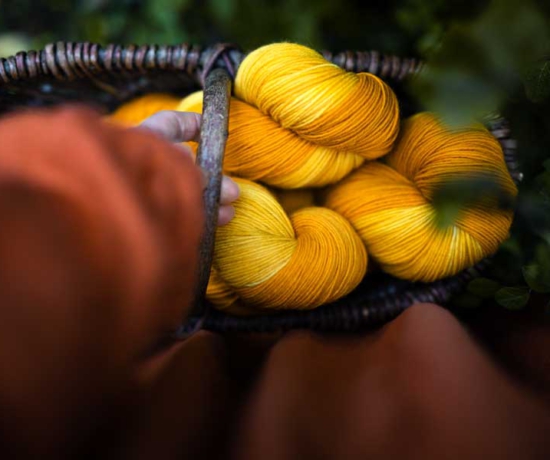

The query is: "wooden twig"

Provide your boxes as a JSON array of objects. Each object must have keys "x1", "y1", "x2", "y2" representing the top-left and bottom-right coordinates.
[{"x1": 175, "y1": 67, "x2": 231, "y2": 338}]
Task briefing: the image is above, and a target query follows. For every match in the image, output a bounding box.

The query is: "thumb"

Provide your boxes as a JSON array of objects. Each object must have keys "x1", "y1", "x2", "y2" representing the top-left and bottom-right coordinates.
[{"x1": 137, "y1": 111, "x2": 202, "y2": 144}]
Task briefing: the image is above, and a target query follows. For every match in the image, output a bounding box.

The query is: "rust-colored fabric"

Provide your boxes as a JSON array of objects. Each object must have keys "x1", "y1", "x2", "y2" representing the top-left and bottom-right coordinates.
[
  {"x1": 0, "y1": 107, "x2": 549, "y2": 459},
  {"x1": 0, "y1": 106, "x2": 204, "y2": 457}
]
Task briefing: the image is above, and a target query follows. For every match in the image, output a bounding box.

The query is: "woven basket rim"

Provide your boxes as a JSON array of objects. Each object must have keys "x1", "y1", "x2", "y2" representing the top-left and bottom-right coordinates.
[{"x1": 0, "y1": 41, "x2": 424, "y2": 86}]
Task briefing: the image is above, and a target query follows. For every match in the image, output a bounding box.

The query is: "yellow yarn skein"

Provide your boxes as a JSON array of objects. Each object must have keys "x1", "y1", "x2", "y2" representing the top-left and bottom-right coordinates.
[
  {"x1": 206, "y1": 268, "x2": 260, "y2": 315},
  {"x1": 325, "y1": 112, "x2": 517, "y2": 282},
  {"x1": 207, "y1": 178, "x2": 368, "y2": 310},
  {"x1": 177, "y1": 43, "x2": 400, "y2": 188},
  {"x1": 178, "y1": 92, "x2": 365, "y2": 188},
  {"x1": 107, "y1": 93, "x2": 181, "y2": 126},
  {"x1": 235, "y1": 43, "x2": 400, "y2": 156}
]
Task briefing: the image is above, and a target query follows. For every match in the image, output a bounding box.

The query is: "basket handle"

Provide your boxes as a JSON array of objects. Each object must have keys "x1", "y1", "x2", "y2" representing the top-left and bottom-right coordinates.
[{"x1": 175, "y1": 67, "x2": 232, "y2": 338}]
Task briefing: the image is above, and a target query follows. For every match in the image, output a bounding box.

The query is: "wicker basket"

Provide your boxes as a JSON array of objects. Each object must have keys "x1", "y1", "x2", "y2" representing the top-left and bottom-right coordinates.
[{"x1": 0, "y1": 42, "x2": 522, "y2": 335}]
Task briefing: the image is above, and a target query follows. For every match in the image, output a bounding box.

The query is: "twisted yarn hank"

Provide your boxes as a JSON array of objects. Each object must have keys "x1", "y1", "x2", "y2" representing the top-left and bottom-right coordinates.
[
  {"x1": 178, "y1": 92, "x2": 364, "y2": 188},
  {"x1": 177, "y1": 43, "x2": 400, "y2": 188},
  {"x1": 235, "y1": 43, "x2": 399, "y2": 155},
  {"x1": 207, "y1": 178, "x2": 368, "y2": 311},
  {"x1": 325, "y1": 112, "x2": 517, "y2": 282}
]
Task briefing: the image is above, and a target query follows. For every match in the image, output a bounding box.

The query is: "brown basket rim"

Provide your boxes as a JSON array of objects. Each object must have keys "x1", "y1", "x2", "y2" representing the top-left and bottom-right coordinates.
[{"x1": 0, "y1": 41, "x2": 423, "y2": 87}]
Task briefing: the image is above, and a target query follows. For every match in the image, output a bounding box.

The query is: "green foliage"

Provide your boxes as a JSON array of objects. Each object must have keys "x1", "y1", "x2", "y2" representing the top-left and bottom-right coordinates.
[
  {"x1": 432, "y1": 173, "x2": 514, "y2": 229},
  {"x1": 524, "y1": 60, "x2": 550, "y2": 103},
  {"x1": 495, "y1": 286, "x2": 531, "y2": 310},
  {"x1": 467, "y1": 278, "x2": 501, "y2": 298},
  {"x1": 411, "y1": 0, "x2": 550, "y2": 125},
  {"x1": 522, "y1": 265, "x2": 550, "y2": 293}
]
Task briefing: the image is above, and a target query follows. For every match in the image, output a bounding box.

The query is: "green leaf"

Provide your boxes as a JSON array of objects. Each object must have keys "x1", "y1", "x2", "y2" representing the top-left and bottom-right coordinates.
[
  {"x1": 432, "y1": 173, "x2": 515, "y2": 228},
  {"x1": 434, "y1": 199, "x2": 462, "y2": 228},
  {"x1": 0, "y1": 33, "x2": 32, "y2": 56},
  {"x1": 522, "y1": 265, "x2": 550, "y2": 293},
  {"x1": 467, "y1": 277, "x2": 501, "y2": 298},
  {"x1": 524, "y1": 60, "x2": 550, "y2": 103},
  {"x1": 495, "y1": 286, "x2": 531, "y2": 310}
]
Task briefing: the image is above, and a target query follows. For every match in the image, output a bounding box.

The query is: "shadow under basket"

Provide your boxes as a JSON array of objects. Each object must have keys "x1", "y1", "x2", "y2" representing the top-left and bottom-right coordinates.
[{"x1": 0, "y1": 42, "x2": 522, "y2": 335}]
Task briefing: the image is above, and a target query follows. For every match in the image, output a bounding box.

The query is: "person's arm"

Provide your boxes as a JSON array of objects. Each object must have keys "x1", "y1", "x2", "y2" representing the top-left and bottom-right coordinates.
[{"x1": 0, "y1": 106, "x2": 236, "y2": 457}]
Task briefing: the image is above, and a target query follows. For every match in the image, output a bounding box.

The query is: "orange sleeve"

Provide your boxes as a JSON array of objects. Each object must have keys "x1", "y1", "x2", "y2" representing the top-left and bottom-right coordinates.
[{"x1": 0, "y1": 106, "x2": 203, "y2": 457}]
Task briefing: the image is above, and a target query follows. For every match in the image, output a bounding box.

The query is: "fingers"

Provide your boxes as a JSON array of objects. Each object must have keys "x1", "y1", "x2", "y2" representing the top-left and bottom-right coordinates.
[
  {"x1": 138, "y1": 111, "x2": 201, "y2": 143},
  {"x1": 217, "y1": 177, "x2": 240, "y2": 226},
  {"x1": 221, "y1": 176, "x2": 240, "y2": 205},
  {"x1": 218, "y1": 206, "x2": 236, "y2": 226},
  {"x1": 138, "y1": 110, "x2": 240, "y2": 225}
]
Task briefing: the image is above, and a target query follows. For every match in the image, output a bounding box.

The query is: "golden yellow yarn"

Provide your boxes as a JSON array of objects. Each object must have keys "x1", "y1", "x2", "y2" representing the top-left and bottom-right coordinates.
[
  {"x1": 235, "y1": 43, "x2": 399, "y2": 156},
  {"x1": 177, "y1": 92, "x2": 364, "y2": 188},
  {"x1": 273, "y1": 188, "x2": 317, "y2": 214},
  {"x1": 325, "y1": 112, "x2": 517, "y2": 282},
  {"x1": 206, "y1": 268, "x2": 260, "y2": 315},
  {"x1": 107, "y1": 93, "x2": 181, "y2": 126},
  {"x1": 177, "y1": 43, "x2": 400, "y2": 188},
  {"x1": 207, "y1": 178, "x2": 368, "y2": 311}
]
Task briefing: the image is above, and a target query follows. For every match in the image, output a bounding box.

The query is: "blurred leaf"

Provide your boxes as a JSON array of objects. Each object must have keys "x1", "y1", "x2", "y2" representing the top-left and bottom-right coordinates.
[
  {"x1": 0, "y1": 33, "x2": 31, "y2": 56},
  {"x1": 432, "y1": 173, "x2": 515, "y2": 228},
  {"x1": 524, "y1": 60, "x2": 550, "y2": 103},
  {"x1": 499, "y1": 237, "x2": 523, "y2": 258},
  {"x1": 522, "y1": 264, "x2": 550, "y2": 292},
  {"x1": 467, "y1": 277, "x2": 501, "y2": 298},
  {"x1": 78, "y1": 0, "x2": 109, "y2": 13},
  {"x1": 208, "y1": 0, "x2": 235, "y2": 23},
  {"x1": 80, "y1": 14, "x2": 107, "y2": 43},
  {"x1": 495, "y1": 286, "x2": 531, "y2": 309},
  {"x1": 412, "y1": 0, "x2": 550, "y2": 125},
  {"x1": 535, "y1": 242, "x2": 550, "y2": 276},
  {"x1": 434, "y1": 199, "x2": 461, "y2": 228}
]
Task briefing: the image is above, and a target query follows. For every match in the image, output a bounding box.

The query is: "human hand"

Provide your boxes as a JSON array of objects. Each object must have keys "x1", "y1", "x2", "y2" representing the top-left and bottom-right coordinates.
[{"x1": 139, "y1": 110, "x2": 240, "y2": 225}]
